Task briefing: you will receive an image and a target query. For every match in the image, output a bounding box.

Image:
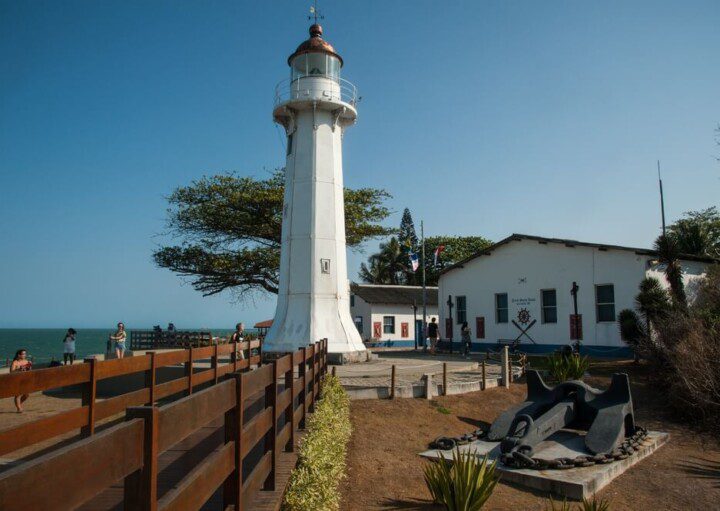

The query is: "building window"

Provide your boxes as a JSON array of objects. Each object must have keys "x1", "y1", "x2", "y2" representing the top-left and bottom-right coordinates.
[
  {"x1": 541, "y1": 289, "x2": 557, "y2": 323},
  {"x1": 383, "y1": 316, "x2": 395, "y2": 334},
  {"x1": 350, "y1": 295, "x2": 355, "y2": 307},
  {"x1": 456, "y1": 296, "x2": 467, "y2": 324},
  {"x1": 596, "y1": 284, "x2": 616, "y2": 322},
  {"x1": 354, "y1": 316, "x2": 363, "y2": 334},
  {"x1": 495, "y1": 293, "x2": 508, "y2": 323},
  {"x1": 286, "y1": 133, "x2": 293, "y2": 156}
]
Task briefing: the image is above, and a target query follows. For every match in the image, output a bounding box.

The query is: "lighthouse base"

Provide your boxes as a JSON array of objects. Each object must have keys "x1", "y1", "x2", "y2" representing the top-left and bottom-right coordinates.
[{"x1": 327, "y1": 349, "x2": 376, "y2": 365}]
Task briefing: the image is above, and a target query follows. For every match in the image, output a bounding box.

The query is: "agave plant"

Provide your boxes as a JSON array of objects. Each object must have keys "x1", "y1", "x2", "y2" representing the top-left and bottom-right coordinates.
[
  {"x1": 546, "y1": 352, "x2": 590, "y2": 381},
  {"x1": 546, "y1": 496, "x2": 611, "y2": 511},
  {"x1": 423, "y1": 448, "x2": 498, "y2": 511}
]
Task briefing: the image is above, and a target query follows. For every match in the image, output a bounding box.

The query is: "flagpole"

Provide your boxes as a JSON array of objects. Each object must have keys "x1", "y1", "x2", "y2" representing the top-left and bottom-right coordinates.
[{"x1": 421, "y1": 220, "x2": 427, "y2": 351}]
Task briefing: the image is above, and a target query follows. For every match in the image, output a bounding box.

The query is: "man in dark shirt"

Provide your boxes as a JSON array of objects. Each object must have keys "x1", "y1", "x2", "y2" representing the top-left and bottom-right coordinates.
[{"x1": 427, "y1": 318, "x2": 439, "y2": 355}]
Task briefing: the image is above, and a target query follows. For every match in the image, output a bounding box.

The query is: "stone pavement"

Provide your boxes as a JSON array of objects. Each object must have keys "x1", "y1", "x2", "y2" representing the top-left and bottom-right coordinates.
[{"x1": 334, "y1": 350, "x2": 515, "y2": 398}]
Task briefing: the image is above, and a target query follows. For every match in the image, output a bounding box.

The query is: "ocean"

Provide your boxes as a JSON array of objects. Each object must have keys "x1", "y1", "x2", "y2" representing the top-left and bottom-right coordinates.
[{"x1": 0, "y1": 328, "x2": 257, "y2": 364}]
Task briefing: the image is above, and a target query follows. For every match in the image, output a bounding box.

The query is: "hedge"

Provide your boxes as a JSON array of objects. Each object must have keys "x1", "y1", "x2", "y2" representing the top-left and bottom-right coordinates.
[{"x1": 283, "y1": 374, "x2": 351, "y2": 511}]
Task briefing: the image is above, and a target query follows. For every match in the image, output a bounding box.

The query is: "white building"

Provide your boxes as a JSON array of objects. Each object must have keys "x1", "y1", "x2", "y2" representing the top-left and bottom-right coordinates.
[
  {"x1": 438, "y1": 234, "x2": 714, "y2": 356},
  {"x1": 350, "y1": 284, "x2": 439, "y2": 348}
]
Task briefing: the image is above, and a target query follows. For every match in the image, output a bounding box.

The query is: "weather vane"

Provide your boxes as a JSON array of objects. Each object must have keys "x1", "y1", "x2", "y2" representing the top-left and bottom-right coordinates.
[{"x1": 308, "y1": 0, "x2": 324, "y2": 24}]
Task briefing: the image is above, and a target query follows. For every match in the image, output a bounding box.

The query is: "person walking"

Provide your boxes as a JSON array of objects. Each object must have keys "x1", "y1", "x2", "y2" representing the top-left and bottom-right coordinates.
[
  {"x1": 62, "y1": 328, "x2": 77, "y2": 365},
  {"x1": 10, "y1": 349, "x2": 32, "y2": 412},
  {"x1": 230, "y1": 323, "x2": 246, "y2": 360},
  {"x1": 110, "y1": 322, "x2": 127, "y2": 359},
  {"x1": 427, "y1": 317, "x2": 439, "y2": 355},
  {"x1": 460, "y1": 321, "x2": 472, "y2": 358}
]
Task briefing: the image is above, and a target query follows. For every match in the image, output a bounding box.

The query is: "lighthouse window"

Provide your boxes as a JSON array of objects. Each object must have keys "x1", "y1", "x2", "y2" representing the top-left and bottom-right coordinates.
[
  {"x1": 286, "y1": 133, "x2": 293, "y2": 156},
  {"x1": 291, "y1": 54, "x2": 340, "y2": 82}
]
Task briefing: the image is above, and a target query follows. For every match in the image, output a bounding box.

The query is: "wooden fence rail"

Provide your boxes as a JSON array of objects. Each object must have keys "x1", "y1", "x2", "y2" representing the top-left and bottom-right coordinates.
[
  {"x1": 0, "y1": 340, "x2": 262, "y2": 457},
  {"x1": 0, "y1": 339, "x2": 328, "y2": 511}
]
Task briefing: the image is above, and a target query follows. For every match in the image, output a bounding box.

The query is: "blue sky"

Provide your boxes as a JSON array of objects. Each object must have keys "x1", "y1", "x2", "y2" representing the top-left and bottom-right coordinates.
[{"x1": 1, "y1": 0, "x2": 718, "y2": 328}]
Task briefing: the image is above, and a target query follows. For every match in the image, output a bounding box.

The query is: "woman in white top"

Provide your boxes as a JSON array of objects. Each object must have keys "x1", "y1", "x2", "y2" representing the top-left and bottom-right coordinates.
[
  {"x1": 62, "y1": 328, "x2": 77, "y2": 365},
  {"x1": 110, "y1": 322, "x2": 127, "y2": 359}
]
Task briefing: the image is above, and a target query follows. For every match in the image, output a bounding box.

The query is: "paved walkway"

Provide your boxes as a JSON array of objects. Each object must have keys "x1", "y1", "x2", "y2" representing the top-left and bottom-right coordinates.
[{"x1": 335, "y1": 351, "x2": 506, "y2": 389}]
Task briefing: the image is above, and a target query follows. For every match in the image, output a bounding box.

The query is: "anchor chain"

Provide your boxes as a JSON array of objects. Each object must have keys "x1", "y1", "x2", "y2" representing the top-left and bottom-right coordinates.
[{"x1": 429, "y1": 426, "x2": 649, "y2": 471}]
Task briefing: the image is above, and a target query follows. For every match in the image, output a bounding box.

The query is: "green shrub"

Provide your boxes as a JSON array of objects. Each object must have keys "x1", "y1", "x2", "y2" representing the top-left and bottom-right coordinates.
[
  {"x1": 546, "y1": 352, "x2": 590, "y2": 381},
  {"x1": 283, "y1": 374, "x2": 351, "y2": 511},
  {"x1": 423, "y1": 448, "x2": 498, "y2": 510},
  {"x1": 546, "y1": 496, "x2": 611, "y2": 511}
]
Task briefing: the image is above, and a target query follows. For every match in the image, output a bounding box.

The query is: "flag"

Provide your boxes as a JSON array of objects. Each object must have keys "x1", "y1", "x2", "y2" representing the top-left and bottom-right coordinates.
[
  {"x1": 433, "y1": 245, "x2": 445, "y2": 266},
  {"x1": 409, "y1": 252, "x2": 419, "y2": 272}
]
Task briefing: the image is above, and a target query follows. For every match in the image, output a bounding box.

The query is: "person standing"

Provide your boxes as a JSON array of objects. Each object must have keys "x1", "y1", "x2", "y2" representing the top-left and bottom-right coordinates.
[
  {"x1": 460, "y1": 321, "x2": 472, "y2": 358},
  {"x1": 427, "y1": 317, "x2": 439, "y2": 355},
  {"x1": 62, "y1": 328, "x2": 77, "y2": 365},
  {"x1": 10, "y1": 349, "x2": 32, "y2": 412},
  {"x1": 230, "y1": 323, "x2": 246, "y2": 360},
  {"x1": 110, "y1": 322, "x2": 127, "y2": 359}
]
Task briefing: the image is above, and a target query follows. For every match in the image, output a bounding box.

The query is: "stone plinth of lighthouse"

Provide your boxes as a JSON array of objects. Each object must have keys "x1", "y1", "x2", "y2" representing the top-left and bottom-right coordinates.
[{"x1": 264, "y1": 24, "x2": 368, "y2": 362}]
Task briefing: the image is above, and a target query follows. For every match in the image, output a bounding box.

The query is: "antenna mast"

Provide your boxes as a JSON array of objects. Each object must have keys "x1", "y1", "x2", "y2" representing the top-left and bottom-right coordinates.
[{"x1": 658, "y1": 160, "x2": 666, "y2": 236}]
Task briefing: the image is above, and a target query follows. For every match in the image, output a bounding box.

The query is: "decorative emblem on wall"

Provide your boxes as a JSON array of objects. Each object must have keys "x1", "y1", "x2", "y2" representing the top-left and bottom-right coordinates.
[{"x1": 517, "y1": 308, "x2": 531, "y2": 325}]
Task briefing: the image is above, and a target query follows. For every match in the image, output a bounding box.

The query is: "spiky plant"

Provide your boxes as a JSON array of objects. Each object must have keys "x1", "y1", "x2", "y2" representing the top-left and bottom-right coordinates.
[
  {"x1": 546, "y1": 353, "x2": 590, "y2": 381},
  {"x1": 546, "y1": 496, "x2": 611, "y2": 511},
  {"x1": 423, "y1": 449, "x2": 498, "y2": 511},
  {"x1": 653, "y1": 234, "x2": 687, "y2": 307}
]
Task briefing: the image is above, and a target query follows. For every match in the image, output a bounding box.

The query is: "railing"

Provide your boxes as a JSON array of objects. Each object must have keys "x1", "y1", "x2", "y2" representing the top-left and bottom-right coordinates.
[
  {"x1": 0, "y1": 340, "x2": 262, "y2": 457},
  {"x1": 0, "y1": 340, "x2": 328, "y2": 511},
  {"x1": 130, "y1": 330, "x2": 215, "y2": 350},
  {"x1": 274, "y1": 76, "x2": 357, "y2": 107}
]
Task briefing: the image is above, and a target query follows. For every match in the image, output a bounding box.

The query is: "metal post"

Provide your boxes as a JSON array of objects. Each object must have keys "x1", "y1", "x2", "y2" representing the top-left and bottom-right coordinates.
[
  {"x1": 481, "y1": 360, "x2": 486, "y2": 390},
  {"x1": 442, "y1": 362, "x2": 447, "y2": 396},
  {"x1": 390, "y1": 364, "x2": 396, "y2": 399},
  {"x1": 421, "y1": 220, "x2": 427, "y2": 351}
]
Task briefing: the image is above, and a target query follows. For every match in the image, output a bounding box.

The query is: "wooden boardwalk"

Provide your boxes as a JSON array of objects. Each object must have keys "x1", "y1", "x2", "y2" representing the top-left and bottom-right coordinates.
[{"x1": 78, "y1": 417, "x2": 302, "y2": 511}]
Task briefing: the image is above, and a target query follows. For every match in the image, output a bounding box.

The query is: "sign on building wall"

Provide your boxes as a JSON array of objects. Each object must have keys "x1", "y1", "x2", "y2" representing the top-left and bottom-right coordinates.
[
  {"x1": 445, "y1": 318, "x2": 453, "y2": 339},
  {"x1": 401, "y1": 322, "x2": 409, "y2": 338},
  {"x1": 570, "y1": 314, "x2": 583, "y2": 340},
  {"x1": 373, "y1": 322, "x2": 381, "y2": 339},
  {"x1": 511, "y1": 297, "x2": 537, "y2": 321}
]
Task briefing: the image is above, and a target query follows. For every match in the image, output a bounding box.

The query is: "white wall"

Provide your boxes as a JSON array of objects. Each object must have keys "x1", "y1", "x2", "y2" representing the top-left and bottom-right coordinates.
[
  {"x1": 438, "y1": 238, "x2": 710, "y2": 348},
  {"x1": 350, "y1": 295, "x2": 438, "y2": 341}
]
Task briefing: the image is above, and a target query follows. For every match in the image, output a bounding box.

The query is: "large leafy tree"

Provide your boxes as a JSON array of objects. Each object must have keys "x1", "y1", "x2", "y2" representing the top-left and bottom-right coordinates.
[
  {"x1": 358, "y1": 234, "x2": 492, "y2": 286},
  {"x1": 154, "y1": 170, "x2": 393, "y2": 298},
  {"x1": 666, "y1": 207, "x2": 720, "y2": 258},
  {"x1": 423, "y1": 235, "x2": 493, "y2": 286}
]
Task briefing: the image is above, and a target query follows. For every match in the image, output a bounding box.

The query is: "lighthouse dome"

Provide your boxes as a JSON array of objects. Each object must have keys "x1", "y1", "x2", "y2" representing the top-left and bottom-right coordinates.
[{"x1": 288, "y1": 24, "x2": 343, "y2": 67}]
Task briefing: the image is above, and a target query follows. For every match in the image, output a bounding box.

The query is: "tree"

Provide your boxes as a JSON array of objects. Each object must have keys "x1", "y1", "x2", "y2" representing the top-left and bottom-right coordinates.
[
  {"x1": 666, "y1": 207, "x2": 720, "y2": 258},
  {"x1": 653, "y1": 234, "x2": 687, "y2": 307},
  {"x1": 358, "y1": 237, "x2": 409, "y2": 285},
  {"x1": 398, "y1": 208, "x2": 419, "y2": 284},
  {"x1": 423, "y1": 236, "x2": 493, "y2": 286},
  {"x1": 153, "y1": 170, "x2": 393, "y2": 298}
]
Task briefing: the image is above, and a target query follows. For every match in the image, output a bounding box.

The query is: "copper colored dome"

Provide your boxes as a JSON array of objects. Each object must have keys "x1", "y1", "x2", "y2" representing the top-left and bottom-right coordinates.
[{"x1": 287, "y1": 24, "x2": 343, "y2": 67}]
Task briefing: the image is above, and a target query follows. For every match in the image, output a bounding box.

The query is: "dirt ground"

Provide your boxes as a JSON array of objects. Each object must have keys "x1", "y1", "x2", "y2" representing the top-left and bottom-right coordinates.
[{"x1": 340, "y1": 361, "x2": 720, "y2": 510}]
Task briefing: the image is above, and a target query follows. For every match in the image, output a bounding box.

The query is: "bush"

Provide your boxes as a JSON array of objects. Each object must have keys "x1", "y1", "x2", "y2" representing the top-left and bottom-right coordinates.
[
  {"x1": 423, "y1": 448, "x2": 498, "y2": 510},
  {"x1": 618, "y1": 264, "x2": 720, "y2": 432},
  {"x1": 546, "y1": 352, "x2": 590, "y2": 382},
  {"x1": 283, "y1": 374, "x2": 351, "y2": 511},
  {"x1": 546, "y1": 496, "x2": 611, "y2": 511}
]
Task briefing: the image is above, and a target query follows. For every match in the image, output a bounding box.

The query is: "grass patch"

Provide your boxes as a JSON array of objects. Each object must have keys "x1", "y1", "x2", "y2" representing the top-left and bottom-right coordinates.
[
  {"x1": 429, "y1": 401, "x2": 452, "y2": 415},
  {"x1": 283, "y1": 374, "x2": 351, "y2": 511}
]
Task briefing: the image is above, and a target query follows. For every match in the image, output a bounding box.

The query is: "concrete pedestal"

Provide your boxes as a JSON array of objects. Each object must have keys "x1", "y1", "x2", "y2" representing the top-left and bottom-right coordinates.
[{"x1": 420, "y1": 429, "x2": 669, "y2": 500}]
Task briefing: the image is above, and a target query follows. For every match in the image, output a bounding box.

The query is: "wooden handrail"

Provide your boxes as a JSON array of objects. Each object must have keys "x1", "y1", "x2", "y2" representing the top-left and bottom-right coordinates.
[{"x1": 0, "y1": 340, "x2": 329, "y2": 511}]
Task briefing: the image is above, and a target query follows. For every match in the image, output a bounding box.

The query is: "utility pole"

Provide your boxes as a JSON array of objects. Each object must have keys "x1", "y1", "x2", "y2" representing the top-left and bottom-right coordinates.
[
  {"x1": 412, "y1": 300, "x2": 418, "y2": 350},
  {"x1": 421, "y1": 220, "x2": 427, "y2": 351}
]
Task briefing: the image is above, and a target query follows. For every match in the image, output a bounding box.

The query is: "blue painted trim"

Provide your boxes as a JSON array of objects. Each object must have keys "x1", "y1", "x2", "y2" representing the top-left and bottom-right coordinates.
[{"x1": 364, "y1": 340, "x2": 416, "y2": 348}]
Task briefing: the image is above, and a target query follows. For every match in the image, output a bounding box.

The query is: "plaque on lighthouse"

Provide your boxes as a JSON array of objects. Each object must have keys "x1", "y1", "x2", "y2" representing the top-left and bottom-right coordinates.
[{"x1": 264, "y1": 23, "x2": 368, "y2": 362}]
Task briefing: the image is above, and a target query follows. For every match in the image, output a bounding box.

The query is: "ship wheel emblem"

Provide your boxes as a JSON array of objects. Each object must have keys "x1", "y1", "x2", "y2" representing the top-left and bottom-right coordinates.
[{"x1": 517, "y1": 308, "x2": 531, "y2": 325}]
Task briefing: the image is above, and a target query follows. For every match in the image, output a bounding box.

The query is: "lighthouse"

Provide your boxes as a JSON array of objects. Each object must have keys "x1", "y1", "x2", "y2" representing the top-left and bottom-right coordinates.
[{"x1": 264, "y1": 23, "x2": 367, "y2": 361}]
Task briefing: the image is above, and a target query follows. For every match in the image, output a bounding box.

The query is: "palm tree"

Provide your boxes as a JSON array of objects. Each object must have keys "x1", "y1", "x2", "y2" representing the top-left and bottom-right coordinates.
[{"x1": 358, "y1": 237, "x2": 410, "y2": 285}]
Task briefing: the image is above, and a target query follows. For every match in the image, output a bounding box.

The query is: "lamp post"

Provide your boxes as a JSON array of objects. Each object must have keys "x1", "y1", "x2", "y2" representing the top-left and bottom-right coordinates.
[
  {"x1": 446, "y1": 295, "x2": 454, "y2": 342},
  {"x1": 411, "y1": 300, "x2": 418, "y2": 350},
  {"x1": 570, "y1": 282, "x2": 580, "y2": 353}
]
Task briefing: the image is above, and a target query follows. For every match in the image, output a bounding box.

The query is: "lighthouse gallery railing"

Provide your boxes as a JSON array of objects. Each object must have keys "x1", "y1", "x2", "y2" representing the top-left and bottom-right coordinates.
[{"x1": 274, "y1": 76, "x2": 357, "y2": 107}]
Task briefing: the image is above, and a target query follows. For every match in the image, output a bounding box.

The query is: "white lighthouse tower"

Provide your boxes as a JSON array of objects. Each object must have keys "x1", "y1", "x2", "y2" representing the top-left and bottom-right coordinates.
[{"x1": 264, "y1": 23, "x2": 367, "y2": 361}]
